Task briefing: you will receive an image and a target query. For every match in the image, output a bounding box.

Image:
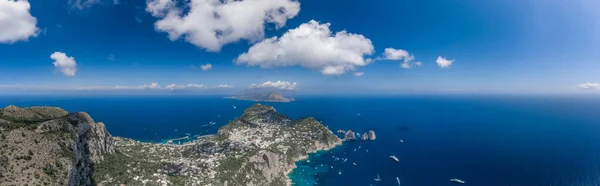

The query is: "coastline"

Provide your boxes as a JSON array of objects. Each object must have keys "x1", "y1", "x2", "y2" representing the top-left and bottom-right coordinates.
[{"x1": 286, "y1": 140, "x2": 343, "y2": 186}]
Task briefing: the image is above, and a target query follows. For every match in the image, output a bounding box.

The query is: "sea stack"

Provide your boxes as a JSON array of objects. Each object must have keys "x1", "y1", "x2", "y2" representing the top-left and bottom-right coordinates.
[
  {"x1": 344, "y1": 130, "x2": 356, "y2": 140},
  {"x1": 337, "y1": 129, "x2": 346, "y2": 134},
  {"x1": 360, "y1": 130, "x2": 376, "y2": 140},
  {"x1": 368, "y1": 130, "x2": 376, "y2": 140}
]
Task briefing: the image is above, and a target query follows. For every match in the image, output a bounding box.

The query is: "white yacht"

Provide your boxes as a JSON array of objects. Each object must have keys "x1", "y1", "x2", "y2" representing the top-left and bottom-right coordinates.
[
  {"x1": 450, "y1": 178, "x2": 465, "y2": 184},
  {"x1": 389, "y1": 155, "x2": 399, "y2": 162}
]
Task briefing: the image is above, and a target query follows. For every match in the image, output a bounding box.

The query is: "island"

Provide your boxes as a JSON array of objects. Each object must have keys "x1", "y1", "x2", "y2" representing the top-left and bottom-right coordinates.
[
  {"x1": 227, "y1": 91, "x2": 295, "y2": 102},
  {"x1": 0, "y1": 104, "x2": 341, "y2": 185}
]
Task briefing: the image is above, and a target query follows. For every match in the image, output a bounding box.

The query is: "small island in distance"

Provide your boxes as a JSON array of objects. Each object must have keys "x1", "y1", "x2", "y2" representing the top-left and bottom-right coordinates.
[
  {"x1": 228, "y1": 91, "x2": 295, "y2": 102},
  {"x1": 227, "y1": 87, "x2": 296, "y2": 102}
]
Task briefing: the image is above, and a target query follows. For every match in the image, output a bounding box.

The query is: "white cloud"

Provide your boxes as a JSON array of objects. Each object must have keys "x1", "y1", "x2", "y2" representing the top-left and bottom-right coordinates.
[
  {"x1": 400, "y1": 63, "x2": 410, "y2": 69},
  {"x1": 353, "y1": 72, "x2": 364, "y2": 77},
  {"x1": 69, "y1": 0, "x2": 100, "y2": 9},
  {"x1": 376, "y1": 48, "x2": 421, "y2": 69},
  {"x1": 141, "y1": 82, "x2": 161, "y2": 89},
  {"x1": 236, "y1": 20, "x2": 374, "y2": 75},
  {"x1": 50, "y1": 52, "x2": 78, "y2": 77},
  {"x1": 577, "y1": 83, "x2": 600, "y2": 89},
  {"x1": 165, "y1": 84, "x2": 207, "y2": 89},
  {"x1": 436, "y1": 56, "x2": 454, "y2": 68},
  {"x1": 200, "y1": 63, "x2": 213, "y2": 71},
  {"x1": 214, "y1": 84, "x2": 234, "y2": 88},
  {"x1": 380, "y1": 48, "x2": 414, "y2": 62},
  {"x1": 146, "y1": 0, "x2": 300, "y2": 52},
  {"x1": 0, "y1": 0, "x2": 39, "y2": 44},
  {"x1": 249, "y1": 81, "x2": 297, "y2": 90}
]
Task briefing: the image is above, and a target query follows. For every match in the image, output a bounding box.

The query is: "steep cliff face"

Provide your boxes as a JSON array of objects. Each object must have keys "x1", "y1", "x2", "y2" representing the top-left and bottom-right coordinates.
[
  {"x1": 94, "y1": 104, "x2": 341, "y2": 186},
  {"x1": 0, "y1": 105, "x2": 114, "y2": 186}
]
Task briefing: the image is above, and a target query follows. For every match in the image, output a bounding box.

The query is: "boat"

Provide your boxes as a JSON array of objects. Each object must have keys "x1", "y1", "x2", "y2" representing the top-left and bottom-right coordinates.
[
  {"x1": 450, "y1": 178, "x2": 465, "y2": 184},
  {"x1": 399, "y1": 140, "x2": 404, "y2": 143},
  {"x1": 233, "y1": 105, "x2": 236, "y2": 109},
  {"x1": 390, "y1": 155, "x2": 399, "y2": 162},
  {"x1": 396, "y1": 177, "x2": 401, "y2": 186},
  {"x1": 338, "y1": 170, "x2": 342, "y2": 175},
  {"x1": 374, "y1": 174, "x2": 382, "y2": 181},
  {"x1": 352, "y1": 162, "x2": 357, "y2": 166}
]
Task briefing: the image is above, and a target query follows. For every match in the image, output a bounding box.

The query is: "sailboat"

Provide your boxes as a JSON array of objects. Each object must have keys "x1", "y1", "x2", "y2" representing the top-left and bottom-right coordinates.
[
  {"x1": 374, "y1": 174, "x2": 382, "y2": 182},
  {"x1": 396, "y1": 177, "x2": 401, "y2": 186}
]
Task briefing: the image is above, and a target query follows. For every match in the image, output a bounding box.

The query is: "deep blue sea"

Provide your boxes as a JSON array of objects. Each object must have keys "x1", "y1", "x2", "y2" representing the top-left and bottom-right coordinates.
[{"x1": 1, "y1": 95, "x2": 600, "y2": 186}]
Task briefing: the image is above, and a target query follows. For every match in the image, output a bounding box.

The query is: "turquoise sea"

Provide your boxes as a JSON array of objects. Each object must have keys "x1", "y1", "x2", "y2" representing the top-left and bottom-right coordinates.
[{"x1": 2, "y1": 95, "x2": 600, "y2": 186}]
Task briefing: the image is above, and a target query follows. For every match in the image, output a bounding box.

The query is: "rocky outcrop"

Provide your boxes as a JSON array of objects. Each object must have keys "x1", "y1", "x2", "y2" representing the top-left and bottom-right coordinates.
[
  {"x1": 360, "y1": 130, "x2": 376, "y2": 140},
  {"x1": 0, "y1": 105, "x2": 114, "y2": 186},
  {"x1": 367, "y1": 130, "x2": 376, "y2": 140},
  {"x1": 344, "y1": 130, "x2": 356, "y2": 140},
  {"x1": 337, "y1": 129, "x2": 345, "y2": 134}
]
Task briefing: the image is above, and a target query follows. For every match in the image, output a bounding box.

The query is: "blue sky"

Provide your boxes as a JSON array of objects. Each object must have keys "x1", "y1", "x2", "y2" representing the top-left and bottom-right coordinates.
[{"x1": 1, "y1": 0, "x2": 599, "y2": 95}]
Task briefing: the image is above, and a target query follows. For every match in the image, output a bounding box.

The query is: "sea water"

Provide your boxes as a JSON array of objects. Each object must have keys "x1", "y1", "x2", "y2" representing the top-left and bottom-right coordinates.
[{"x1": 1, "y1": 95, "x2": 600, "y2": 186}]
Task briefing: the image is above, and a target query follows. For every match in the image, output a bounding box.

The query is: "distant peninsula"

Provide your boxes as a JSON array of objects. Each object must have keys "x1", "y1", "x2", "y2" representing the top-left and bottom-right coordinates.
[
  {"x1": 0, "y1": 104, "x2": 340, "y2": 185},
  {"x1": 227, "y1": 91, "x2": 295, "y2": 102}
]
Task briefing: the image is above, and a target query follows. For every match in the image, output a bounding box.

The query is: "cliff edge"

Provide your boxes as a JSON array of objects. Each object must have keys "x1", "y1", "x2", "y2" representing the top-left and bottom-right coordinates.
[{"x1": 0, "y1": 105, "x2": 114, "y2": 186}]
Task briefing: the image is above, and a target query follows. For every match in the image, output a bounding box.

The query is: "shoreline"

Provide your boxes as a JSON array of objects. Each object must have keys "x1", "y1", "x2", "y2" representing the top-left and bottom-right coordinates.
[{"x1": 285, "y1": 140, "x2": 344, "y2": 186}]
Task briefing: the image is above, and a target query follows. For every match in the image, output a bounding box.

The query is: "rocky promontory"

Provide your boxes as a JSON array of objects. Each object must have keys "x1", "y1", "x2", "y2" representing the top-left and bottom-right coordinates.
[
  {"x1": 1, "y1": 104, "x2": 342, "y2": 186},
  {"x1": 0, "y1": 105, "x2": 114, "y2": 186}
]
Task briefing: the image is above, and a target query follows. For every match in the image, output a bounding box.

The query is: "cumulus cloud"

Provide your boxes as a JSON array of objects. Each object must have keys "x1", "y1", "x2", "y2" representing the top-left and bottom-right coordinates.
[
  {"x1": 376, "y1": 48, "x2": 421, "y2": 69},
  {"x1": 249, "y1": 81, "x2": 297, "y2": 90},
  {"x1": 214, "y1": 84, "x2": 234, "y2": 88},
  {"x1": 50, "y1": 52, "x2": 78, "y2": 77},
  {"x1": 141, "y1": 82, "x2": 161, "y2": 89},
  {"x1": 353, "y1": 72, "x2": 364, "y2": 77},
  {"x1": 577, "y1": 83, "x2": 600, "y2": 89},
  {"x1": 436, "y1": 56, "x2": 454, "y2": 68},
  {"x1": 0, "y1": 0, "x2": 39, "y2": 44},
  {"x1": 200, "y1": 63, "x2": 213, "y2": 71},
  {"x1": 380, "y1": 48, "x2": 414, "y2": 62},
  {"x1": 146, "y1": 0, "x2": 300, "y2": 52},
  {"x1": 236, "y1": 20, "x2": 374, "y2": 75}
]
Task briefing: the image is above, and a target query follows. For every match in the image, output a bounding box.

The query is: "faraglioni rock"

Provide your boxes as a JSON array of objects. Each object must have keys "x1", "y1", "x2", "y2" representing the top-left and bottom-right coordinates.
[
  {"x1": 367, "y1": 130, "x2": 376, "y2": 140},
  {"x1": 0, "y1": 105, "x2": 114, "y2": 186},
  {"x1": 361, "y1": 132, "x2": 369, "y2": 140},
  {"x1": 344, "y1": 130, "x2": 356, "y2": 140}
]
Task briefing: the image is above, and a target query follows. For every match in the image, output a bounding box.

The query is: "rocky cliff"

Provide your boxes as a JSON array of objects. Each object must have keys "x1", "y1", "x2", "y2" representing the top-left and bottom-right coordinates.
[
  {"x1": 0, "y1": 105, "x2": 114, "y2": 186},
  {"x1": 93, "y1": 103, "x2": 341, "y2": 186}
]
